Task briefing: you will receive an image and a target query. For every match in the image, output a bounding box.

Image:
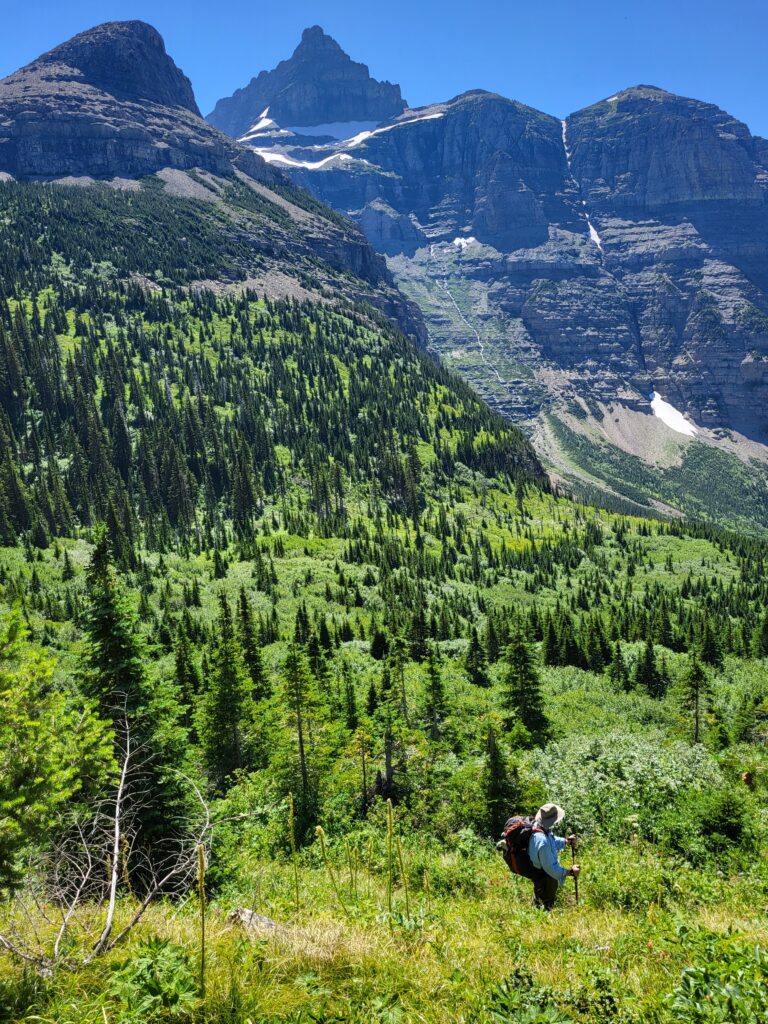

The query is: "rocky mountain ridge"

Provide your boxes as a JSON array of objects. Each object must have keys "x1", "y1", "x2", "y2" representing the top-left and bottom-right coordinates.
[
  {"x1": 0, "y1": 21, "x2": 425, "y2": 342},
  {"x1": 0, "y1": 21, "x2": 266, "y2": 180},
  {"x1": 218, "y1": 32, "x2": 768, "y2": 518},
  {"x1": 207, "y1": 26, "x2": 405, "y2": 138}
]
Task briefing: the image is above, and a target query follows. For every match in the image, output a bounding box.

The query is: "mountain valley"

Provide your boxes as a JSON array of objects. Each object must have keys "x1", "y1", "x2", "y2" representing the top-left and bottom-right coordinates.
[
  {"x1": 212, "y1": 28, "x2": 768, "y2": 528},
  {"x1": 0, "y1": 17, "x2": 767, "y2": 1024}
]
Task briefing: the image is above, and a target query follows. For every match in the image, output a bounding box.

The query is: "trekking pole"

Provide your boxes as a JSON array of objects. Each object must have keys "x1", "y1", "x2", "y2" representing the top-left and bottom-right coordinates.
[{"x1": 571, "y1": 840, "x2": 579, "y2": 906}]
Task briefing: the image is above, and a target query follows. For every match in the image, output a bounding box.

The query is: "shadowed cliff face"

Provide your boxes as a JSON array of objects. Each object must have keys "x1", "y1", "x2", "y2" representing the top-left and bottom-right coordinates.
[
  {"x1": 321, "y1": 93, "x2": 581, "y2": 252},
  {"x1": 207, "y1": 26, "x2": 406, "y2": 138},
  {"x1": 24, "y1": 20, "x2": 200, "y2": 110},
  {"x1": 561, "y1": 88, "x2": 768, "y2": 439},
  {"x1": 567, "y1": 87, "x2": 766, "y2": 215}
]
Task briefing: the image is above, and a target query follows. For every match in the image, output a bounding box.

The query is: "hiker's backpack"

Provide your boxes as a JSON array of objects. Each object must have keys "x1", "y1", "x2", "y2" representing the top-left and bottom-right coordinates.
[{"x1": 499, "y1": 816, "x2": 544, "y2": 878}]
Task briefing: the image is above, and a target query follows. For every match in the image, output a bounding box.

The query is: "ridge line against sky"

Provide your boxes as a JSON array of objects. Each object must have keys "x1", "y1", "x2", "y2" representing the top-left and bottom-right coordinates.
[{"x1": 2, "y1": 0, "x2": 767, "y2": 138}]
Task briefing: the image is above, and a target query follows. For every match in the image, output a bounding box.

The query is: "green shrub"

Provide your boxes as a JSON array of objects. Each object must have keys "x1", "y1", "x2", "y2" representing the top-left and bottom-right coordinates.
[
  {"x1": 663, "y1": 936, "x2": 768, "y2": 1022},
  {"x1": 532, "y1": 734, "x2": 723, "y2": 840},
  {"x1": 585, "y1": 847, "x2": 675, "y2": 910},
  {"x1": 653, "y1": 785, "x2": 756, "y2": 866},
  {"x1": 106, "y1": 937, "x2": 198, "y2": 1022},
  {"x1": 482, "y1": 969, "x2": 574, "y2": 1023}
]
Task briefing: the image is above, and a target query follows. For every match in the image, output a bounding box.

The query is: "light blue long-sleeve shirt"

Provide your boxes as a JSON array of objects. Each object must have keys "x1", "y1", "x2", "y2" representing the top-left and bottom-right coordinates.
[{"x1": 528, "y1": 829, "x2": 567, "y2": 885}]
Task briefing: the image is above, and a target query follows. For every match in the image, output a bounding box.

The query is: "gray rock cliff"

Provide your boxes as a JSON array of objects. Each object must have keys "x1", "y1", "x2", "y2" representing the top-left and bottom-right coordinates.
[
  {"x1": 236, "y1": 51, "x2": 768, "y2": 443},
  {"x1": 0, "y1": 21, "x2": 277, "y2": 181},
  {"x1": 207, "y1": 26, "x2": 406, "y2": 138}
]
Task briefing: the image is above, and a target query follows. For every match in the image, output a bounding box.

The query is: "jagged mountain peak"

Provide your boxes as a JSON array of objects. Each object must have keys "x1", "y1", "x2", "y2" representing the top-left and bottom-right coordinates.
[
  {"x1": 296, "y1": 25, "x2": 345, "y2": 54},
  {"x1": 207, "y1": 28, "x2": 406, "y2": 138},
  {"x1": 6, "y1": 19, "x2": 199, "y2": 112},
  {"x1": 614, "y1": 84, "x2": 671, "y2": 99},
  {"x1": 0, "y1": 20, "x2": 283, "y2": 181}
]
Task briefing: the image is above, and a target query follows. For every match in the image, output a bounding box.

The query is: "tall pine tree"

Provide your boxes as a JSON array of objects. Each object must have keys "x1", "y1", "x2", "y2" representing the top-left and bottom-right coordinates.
[
  {"x1": 500, "y1": 631, "x2": 549, "y2": 747},
  {"x1": 199, "y1": 594, "x2": 253, "y2": 791}
]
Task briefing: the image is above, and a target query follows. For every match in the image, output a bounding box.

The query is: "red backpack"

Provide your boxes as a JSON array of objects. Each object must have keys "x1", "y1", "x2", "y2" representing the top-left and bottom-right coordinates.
[{"x1": 499, "y1": 816, "x2": 544, "y2": 878}]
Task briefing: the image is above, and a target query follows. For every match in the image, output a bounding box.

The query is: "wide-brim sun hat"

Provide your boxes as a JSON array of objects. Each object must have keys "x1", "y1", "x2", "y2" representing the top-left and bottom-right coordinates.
[{"x1": 535, "y1": 803, "x2": 565, "y2": 830}]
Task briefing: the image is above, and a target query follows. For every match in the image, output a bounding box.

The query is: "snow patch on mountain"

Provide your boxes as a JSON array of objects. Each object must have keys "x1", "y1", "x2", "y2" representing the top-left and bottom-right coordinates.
[
  {"x1": 239, "y1": 108, "x2": 295, "y2": 142},
  {"x1": 650, "y1": 392, "x2": 698, "y2": 436},
  {"x1": 344, "y1": 111, "x2": 445, "y2": 148},
  {"x1": 453, "y1": 236, "x2": 478, "y2": 250},
  {"x1": 254, "y1": 150, "x2": 365, "y2": 170},
  {"x1": 286, "y1": 120, "x2": 380, "y2": 140}
]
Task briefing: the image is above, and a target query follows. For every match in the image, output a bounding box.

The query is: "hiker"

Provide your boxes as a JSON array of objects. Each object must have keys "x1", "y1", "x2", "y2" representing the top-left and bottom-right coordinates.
[{"x1": 498, "y1": 802, "x2": 579, "y2": 910}]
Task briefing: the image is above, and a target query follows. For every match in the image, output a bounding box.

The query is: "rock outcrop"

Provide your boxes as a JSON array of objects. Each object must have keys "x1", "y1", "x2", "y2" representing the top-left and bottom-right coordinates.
[
  {"x1": 0, "y1": 20, "x2": 278, "y2": 181},
  {"x1": 207, "y1": 26, "x2": 406, "y2": 138}
]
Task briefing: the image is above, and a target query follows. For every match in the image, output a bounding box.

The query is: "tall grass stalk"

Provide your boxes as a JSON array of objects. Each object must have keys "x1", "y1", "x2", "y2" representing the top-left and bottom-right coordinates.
[
  {"x1": 197, "y1": 843, "x2": 206, "y2": 1003},
  {"x1": 386, "y1": 798, "x2": 394, "y2": 926},
  {"x1": 366, "y1": 836, "x2": 375, "y2": 899},
  {"x1": 288, "y1": 793, "x2": 300, "y2": 915},
  {"x1": 345, "y1": 838, "x2": 356, "y2": 900},
  {"x1": 396, "y1": 836, "x2": 410, "y2": 919},
  {"x1": 316, "y1": 826, "x2": 349, "y2": 918}
]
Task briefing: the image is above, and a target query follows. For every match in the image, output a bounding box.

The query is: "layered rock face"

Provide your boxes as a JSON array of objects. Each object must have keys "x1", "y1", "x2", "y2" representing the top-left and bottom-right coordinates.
[
  {"x1": 288, "y1": 92, "x2": 581, "y2": 252},
  {"x1": 564, "y1": 88, "x2": 768, "y2": 437},
  {"x1": 207, "y1": 26, "x2": 405, "y2": 137},
  {"x1": 0, "y1": 21, "x2": 425, "y2": 342},
  {"x1": 233, "y1": 40, "x2": 768, "y2": 442},
  {"x1": 0, "y1": 20, "x2": 278, "y2": 181}
]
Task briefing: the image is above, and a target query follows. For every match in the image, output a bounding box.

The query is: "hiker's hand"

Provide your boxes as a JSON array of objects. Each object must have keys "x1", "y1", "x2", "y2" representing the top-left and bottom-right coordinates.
[
  {"x1": 566, "y1": 834, "x2": 577, "y2": 847},
  {"x1": 568, "y1": 864, "x2": 581, "y2": 877}
]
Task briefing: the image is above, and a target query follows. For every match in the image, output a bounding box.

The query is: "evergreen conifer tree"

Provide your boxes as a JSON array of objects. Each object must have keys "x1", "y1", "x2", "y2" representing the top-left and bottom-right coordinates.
[
  {"x1": 237, "y1": 587, "x2": 269, "y2": 700},
  {"x1": 82, "y1": 529, "x2": 148, "y2": 717},
  {"x1": 483, "y1": 725, "x2": 518, "y2": 836},
  {"x1": 699, "y1": 617, "x2": 724, "y2": 669},
  {"x1": 465, "y1": 625, "x2": 490, "y2": 686},
  {"x1": 199, "y1": 594, "x2": 253, "y2": 790},
  {"x1": 680, "y1": 655, "x2": 711, "y2": 744},
  {"x1": 423, "y1": 646, "x2": 447, "y2": 740},
  {"x1": 500, "y1": 631, "x2": 549, "y2": 746},
  {"x1": 634, "y1": 636, "x2": 666, "y2": 698},
  {"x1": 607, "y1": 642, "x2": 630, "y2": 692},
  {"x1": 281, "y1": 643, "x2": 318, "y2": 833}
]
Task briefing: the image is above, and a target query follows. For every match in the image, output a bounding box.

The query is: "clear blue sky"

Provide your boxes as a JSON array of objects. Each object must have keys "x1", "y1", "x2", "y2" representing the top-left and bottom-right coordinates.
[{"x1": 3, "y1": 0, "x2": 767, "y2": 135}]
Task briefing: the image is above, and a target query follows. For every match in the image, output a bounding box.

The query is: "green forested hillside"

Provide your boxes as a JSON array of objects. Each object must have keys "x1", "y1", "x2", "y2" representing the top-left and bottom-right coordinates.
[{"x1": 1, "y1": 178, "x2": 767, "y2": 1024}]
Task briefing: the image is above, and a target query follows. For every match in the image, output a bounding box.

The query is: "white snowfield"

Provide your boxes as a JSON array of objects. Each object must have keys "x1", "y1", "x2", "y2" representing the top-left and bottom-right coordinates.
[
  {"x1": 254, "y1": 151, "x2": 363, "y2": 170},
  {"x1": 239, "y1": 109, "x2": 293, "y2": 142},
  {"x1": 453, "y1": 236, "x2": 478, "y2": 250},
  {"x1": 650, "y1": 391, "x2": 698, "y2": 436},
  {"x1": 242, "y1": 110, "x2": 445, "y2": 161},
  {"x1": 286, "y1": 121, "x2": 380, "y2": 140},
  {"x1": 343, "y1": 111, "x2": 445, "y2": 149},
  {"x1": 588, "y1": 221, "x2": 604, "y2": 250}
]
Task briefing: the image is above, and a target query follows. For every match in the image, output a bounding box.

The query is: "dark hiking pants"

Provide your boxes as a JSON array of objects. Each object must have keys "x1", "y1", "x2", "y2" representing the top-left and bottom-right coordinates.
[{"x1": 530, "y1": 868, "x2": 559, "y2": 910}]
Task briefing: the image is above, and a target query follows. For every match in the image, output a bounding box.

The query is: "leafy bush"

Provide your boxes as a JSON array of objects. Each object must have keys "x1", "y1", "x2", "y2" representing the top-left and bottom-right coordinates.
[
  {"x1": 584, "y1": 846, "x2": 676, "y2": 910},
  {"x1": 482, "y1": 966, "x2": 623, "y2": 1023},
  {"x1": 532, "y1": 734, "x2": 723, "y2": 840},
  {"x1": 483, "y1": 969, "x2": 574, "y2": 1023},
  {"x1": 652, "y1": 785, "x2": 756, "y2": 866},
  {"x1": 106, "y1": 937, "x2": 198, "y2": 1021},
  {"x1": 664, "y1": 934, "x2": 768, "y2": 1022}
]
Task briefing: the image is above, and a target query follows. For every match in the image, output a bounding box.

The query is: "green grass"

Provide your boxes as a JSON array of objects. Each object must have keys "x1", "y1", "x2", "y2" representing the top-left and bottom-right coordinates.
[{"x1": 1, "y1": 832, "x2": 765, "y2": 1023}]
